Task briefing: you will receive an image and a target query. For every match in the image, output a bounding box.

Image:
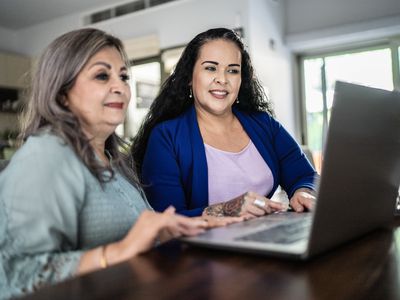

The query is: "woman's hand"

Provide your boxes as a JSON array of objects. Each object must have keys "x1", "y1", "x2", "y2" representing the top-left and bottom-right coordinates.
[
  {"x1": 203, "y1": 191, "x2": 286, "y2": 219},
  {"x1": 156, "y1": 207, "x2": 209, "y2": 242},
  {"x1": 289, "y1": 188, "x2": 316, "y2": 212},
  {"x1": 120, "y1": 207, "x2": 207, "y2": 256},
  {"x1": 78, "y1": 207, "x2": 208, "y2": 274},
  {"x1": 198, "y1": 214, "x2": 245, "y2": 228}
]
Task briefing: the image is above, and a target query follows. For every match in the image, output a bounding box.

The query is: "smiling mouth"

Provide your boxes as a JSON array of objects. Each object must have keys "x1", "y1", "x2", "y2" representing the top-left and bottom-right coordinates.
[
  {"x1": 209, "y1": 90, "x2": 229, "y2": 98},
  {"x1": 104, "y1": 103, "x2": 124, "y2": 109}
]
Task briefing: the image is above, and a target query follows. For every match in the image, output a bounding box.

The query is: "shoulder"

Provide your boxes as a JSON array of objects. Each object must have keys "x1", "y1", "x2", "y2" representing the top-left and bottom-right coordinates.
[
  {"x1": 0, "y1": 132, "x2": 88, "y2": 218},
  {"x1": 17, "y1": 132, "x2": 80, "y2": 165},
  {"x1": 235, "y1": 108, "x2": 273, "y2": 121},
  {"x1": 155, "y1": 108, "x2": 193, "y2": 131},
  {"x1": 3, "y1": 132, "x2": 86, "y2": 183},
  {"x1": 22, "y1": 132, "x2": 71, "y2": 155},
  {"x1": 150, "y1": 108, "x2": 194, "y2": 141},
  {"x1": 145, "y1": 108, "x2": 199, "y2": 159},
  {"x1": 235, "y1": 109, "x2": 280, "y2": 131}
]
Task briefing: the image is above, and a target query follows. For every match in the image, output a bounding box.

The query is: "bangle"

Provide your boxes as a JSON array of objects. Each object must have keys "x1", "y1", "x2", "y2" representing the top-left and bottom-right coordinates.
[{"x1": 100, "y1": 245, "x2": 108, "y2": 269}]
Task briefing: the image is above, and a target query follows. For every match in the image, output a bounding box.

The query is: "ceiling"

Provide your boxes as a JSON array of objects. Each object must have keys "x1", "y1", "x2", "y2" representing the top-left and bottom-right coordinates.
[{"x1": 0, "y1": 0, "x2": 119, "y2": 30}]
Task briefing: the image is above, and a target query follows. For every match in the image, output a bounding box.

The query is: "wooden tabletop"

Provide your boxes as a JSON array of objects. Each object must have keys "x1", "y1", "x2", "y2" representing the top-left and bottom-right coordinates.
[{"x1": 23, "y1": 218, "x2": 400, "y2": 300}]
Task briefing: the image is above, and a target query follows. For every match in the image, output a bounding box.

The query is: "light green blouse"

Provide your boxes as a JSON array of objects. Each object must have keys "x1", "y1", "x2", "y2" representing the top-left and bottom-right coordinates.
[{"x1": 0, "y1": 132, "x2": 151, "y2": 299}]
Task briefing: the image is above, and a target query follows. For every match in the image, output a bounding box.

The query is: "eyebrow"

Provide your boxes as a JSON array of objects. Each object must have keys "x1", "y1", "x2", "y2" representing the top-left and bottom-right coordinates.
[
  {"x1": 201, "y1": 60, "x2": 240, "y2": 67},
  {"x1": 89, "y1": 61, "x2": 127, "y2": 71}
]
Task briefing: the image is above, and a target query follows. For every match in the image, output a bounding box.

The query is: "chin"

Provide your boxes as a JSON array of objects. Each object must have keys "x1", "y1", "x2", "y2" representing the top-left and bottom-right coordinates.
[{"x1": 210, "y1": 105, "x2": 232, "y2": 114}]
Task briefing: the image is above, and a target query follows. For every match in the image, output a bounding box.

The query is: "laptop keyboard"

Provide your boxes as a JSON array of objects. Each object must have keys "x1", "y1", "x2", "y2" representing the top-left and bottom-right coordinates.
[{"x1": 235, "y1": 218, "x2": 311, "y2": 244}]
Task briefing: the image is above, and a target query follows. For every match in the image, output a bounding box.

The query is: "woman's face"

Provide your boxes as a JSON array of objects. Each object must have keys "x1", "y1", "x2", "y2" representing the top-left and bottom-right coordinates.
[
  {"x1": 191, "y1": 39, "x2": 242, "y2": 117},
  {"x1": 65, "y1": 46, "x2": 131, "y2": 139}
]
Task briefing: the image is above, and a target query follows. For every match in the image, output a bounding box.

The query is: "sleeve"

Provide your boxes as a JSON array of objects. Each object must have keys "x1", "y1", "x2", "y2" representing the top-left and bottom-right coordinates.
[
  {"x1": 0, "y1": 136, "x2": 86, "y2": 298},
  {"x1": 270, "y1": 118, "x2": 317, "y2": 198},
  {"x1": 177, "y1": 207, "x2": 206, "y2": 217},
  {"x1": 142, "y1": 125, "x2": 189, "y2": 214}
]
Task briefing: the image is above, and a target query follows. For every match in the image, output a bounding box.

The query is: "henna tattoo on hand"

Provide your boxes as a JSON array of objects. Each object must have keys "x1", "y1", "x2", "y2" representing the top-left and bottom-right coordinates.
[
  {"x1": 222, "y1": 194, "x2": 245, "y2": 217},
  {"x1": 203, "y1": 205, "x2": 225, "y2": 217},
  {"x1": 203, "y1": 194, "x2": 246, "y2": 217}
]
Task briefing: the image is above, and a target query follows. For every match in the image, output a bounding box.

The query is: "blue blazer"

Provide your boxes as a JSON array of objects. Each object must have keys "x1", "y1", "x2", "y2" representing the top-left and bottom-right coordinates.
[{"x1": 142, "y1": 106, "x2": 316, "y2": 216}]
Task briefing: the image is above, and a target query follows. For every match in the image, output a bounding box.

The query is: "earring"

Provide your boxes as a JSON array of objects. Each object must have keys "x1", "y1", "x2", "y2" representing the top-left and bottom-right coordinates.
[
  {"x1": 236, "y1": 98, "x2": 239, "y2": 104},
  {"x1": 189, "y1": 87, "x2": 193, "y2": 99}
]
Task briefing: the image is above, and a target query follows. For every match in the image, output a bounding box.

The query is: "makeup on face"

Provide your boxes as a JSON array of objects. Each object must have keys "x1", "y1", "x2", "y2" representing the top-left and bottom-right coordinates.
[{"x1": 191, "y1": 39, "x2": 242, "y2": 116}]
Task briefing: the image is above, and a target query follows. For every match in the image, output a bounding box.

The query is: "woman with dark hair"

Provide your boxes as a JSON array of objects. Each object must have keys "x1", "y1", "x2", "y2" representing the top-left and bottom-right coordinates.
[
  {"x1": 132, "y1": 28, "x2": 316, "y2": 217},
  {"x1": 0, "y1": 28, "x2": 241, "y2": 299}
]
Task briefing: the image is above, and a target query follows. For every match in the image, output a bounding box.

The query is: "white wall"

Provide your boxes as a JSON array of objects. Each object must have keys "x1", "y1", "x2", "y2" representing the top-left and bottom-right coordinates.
[
  {"x1": 285, "y1": 0, "x2": 400, "y2": 35},
  {"x1": 12, "y1": 0, "x2": 248, "y2": 57},
  {"x1": 248, "y1": 0, "x2": 297, "y2": 137},
  {"x1": 284, "y1": 0, "x2": 400, "y2": 52},
  {"x1": 0, "y1": 27, "x2": 18, "y2": 54}
]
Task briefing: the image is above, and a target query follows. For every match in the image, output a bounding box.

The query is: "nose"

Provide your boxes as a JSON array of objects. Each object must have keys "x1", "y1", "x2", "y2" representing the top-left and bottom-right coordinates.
[
  {"x1": 110, "y1": 76, "x2": 127, "y2": 95},
  {"x1": 111, "y1": 88, "x2": 122, "y2": 95},
  {"x1": 214, "y1": 70, "x2": 228, "y2": 85}
]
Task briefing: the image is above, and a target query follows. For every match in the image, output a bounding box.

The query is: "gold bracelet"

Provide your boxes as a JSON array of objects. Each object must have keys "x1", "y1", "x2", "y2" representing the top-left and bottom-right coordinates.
[{"x1": 100, "y1": 245, "x2": 108, "y2": 269}]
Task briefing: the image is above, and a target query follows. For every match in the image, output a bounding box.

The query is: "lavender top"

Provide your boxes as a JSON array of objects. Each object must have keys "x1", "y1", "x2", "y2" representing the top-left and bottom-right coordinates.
[{"x1": 205, "y1": 140, "x2": 274, "y2": 205}]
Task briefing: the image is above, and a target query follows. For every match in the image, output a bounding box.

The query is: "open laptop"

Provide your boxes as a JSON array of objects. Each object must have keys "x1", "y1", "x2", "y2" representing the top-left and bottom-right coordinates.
[{"x1": 182, "y1": 81, "x2": 400, "y2": 260}]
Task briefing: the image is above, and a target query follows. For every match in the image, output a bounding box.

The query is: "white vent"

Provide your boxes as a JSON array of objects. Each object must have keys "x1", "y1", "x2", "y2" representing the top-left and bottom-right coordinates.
[{"x1": 87, "y1": 0, "x2": 178, "y2": 24}]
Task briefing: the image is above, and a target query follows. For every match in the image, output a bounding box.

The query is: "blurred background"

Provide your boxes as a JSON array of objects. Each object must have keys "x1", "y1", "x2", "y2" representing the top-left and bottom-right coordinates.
[{"x1": 0, "y1": 0, "x2": 399, "y2": 173}]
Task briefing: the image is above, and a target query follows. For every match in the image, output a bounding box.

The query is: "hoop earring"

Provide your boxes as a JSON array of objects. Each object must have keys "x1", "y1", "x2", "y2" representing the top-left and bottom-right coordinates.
[{"x1": 189, "y1": 87, "x2": 193, "y2": 99}]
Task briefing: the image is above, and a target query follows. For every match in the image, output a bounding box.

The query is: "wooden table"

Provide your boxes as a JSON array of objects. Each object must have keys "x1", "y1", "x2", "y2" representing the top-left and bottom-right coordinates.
[{"x1": 23, "y1": 219, "x2": 400, "y2": 300}]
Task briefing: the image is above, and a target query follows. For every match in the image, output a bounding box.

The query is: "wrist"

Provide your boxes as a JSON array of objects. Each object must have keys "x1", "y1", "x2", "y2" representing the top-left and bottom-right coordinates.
[
  {"x1": 100, "y1": 245, "x2": 108, "y2": 268},
  {"x1": 295, "y1": 187, "x2": 315, "y2": 196},
  {"x1": 103, "y1": 241, "x2": 132, "y2": 266}
]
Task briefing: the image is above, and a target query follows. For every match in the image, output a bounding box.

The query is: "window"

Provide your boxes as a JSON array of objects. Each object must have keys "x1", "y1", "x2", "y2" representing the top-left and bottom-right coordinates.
[
  {"x1": 121, "y1": 59, "x2": 161, "y2": 138},
  {"x1": 120, "y1": 46, "x2": 185, "y2": 139},
  {"x1": 300, "y1": 41, "x2": 400, "y2": 172}
]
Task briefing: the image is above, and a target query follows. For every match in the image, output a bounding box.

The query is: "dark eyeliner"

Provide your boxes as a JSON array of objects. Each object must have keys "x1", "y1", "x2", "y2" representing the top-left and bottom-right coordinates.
[
  {"x1": 121, "y1": 74, "x2": 130, "y2": 81},
  {"x1": 95, "y1": 73, "x2": 109, "y2": 80}
]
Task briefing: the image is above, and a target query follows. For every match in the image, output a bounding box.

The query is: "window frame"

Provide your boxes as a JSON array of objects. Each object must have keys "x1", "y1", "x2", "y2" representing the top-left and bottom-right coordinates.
[{"x1": 298, "y1": 37, "x2": 400, "y2": 146}]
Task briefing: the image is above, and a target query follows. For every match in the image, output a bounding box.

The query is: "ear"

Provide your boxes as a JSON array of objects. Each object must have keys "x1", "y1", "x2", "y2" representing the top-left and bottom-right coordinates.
[{"x1": 60, "y1": 94, "x2": 69, "y2": 107}]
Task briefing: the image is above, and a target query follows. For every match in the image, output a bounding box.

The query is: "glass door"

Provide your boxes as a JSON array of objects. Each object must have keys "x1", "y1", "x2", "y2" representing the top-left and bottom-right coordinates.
[{"x1": 302, "y1": 46, "x2": 394, "y2": 172}]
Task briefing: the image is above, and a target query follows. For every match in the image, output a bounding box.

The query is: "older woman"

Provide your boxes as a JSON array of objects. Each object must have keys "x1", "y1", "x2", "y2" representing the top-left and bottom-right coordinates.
[
  {"x1": 132, "y1": 28, "x2": 317, "y2": 218},
  {"x1": 0, "y1": 28, "x2": 241, "y2": 299}
]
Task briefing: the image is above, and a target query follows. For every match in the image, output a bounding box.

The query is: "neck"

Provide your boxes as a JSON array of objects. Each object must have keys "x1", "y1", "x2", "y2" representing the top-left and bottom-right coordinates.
[
  {"x1": 196, "y1": 108, "x2": 236, "y2": 134},
  {"x1": 82, "y1": 127, "x2": 110, "y2": 165}
]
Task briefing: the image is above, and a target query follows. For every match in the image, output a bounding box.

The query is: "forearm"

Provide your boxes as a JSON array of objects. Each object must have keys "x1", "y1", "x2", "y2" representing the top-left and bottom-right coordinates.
[
  {"x1": 174, "y1": 207, "x2": 205, "y2": 217},
  {"x1": 77, "y1": 241, "x2": 133, "y2": 275},
  {"x1": 2, "y1": 250, "x2": 83, "y2": 298}
]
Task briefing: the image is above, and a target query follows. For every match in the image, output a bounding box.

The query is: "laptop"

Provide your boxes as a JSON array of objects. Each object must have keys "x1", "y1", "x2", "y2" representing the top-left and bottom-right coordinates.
[{"x1": 182, "y1": 81, "x2": 400, "y2": 260}]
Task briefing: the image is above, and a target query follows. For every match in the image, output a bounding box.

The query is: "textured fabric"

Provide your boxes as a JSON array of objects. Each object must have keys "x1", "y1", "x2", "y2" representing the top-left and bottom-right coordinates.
[
  {"x1": 0, "y1": 132, "x2": 150, "y2": 299},
  {"x1": 205, "y1": 140, "x2": 274, "y2": 205},
  {"x1": 142, "y1": 105, "x2": 316, "y2": 217}
]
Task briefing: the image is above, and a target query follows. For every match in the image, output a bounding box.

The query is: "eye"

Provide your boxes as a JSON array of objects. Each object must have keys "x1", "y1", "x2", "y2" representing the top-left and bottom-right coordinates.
[
  {"x1": 120, "y1": 74, "x2": 130, "y2": 82},
  {"x1": 95, "y1": 73, "x2": 109, "y2": 81},
  {"x1": 205, "y1": 65, "x2": 216, "y2": 72},
  {"x1": 228, "y1": 69, "x2": 240, "y2": 74}
]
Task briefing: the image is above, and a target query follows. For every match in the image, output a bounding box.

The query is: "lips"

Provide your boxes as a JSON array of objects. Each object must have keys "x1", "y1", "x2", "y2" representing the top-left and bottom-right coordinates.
[
  {"x1": 209, "y1": 89, "x2": 229, "y2": 99},
  {"x1": 104, "y1": 102, "x2": 124, "y2": 109}
]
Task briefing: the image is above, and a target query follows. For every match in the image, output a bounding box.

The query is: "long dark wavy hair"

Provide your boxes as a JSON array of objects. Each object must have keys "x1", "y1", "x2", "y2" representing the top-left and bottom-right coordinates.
[
  {"x1": 19, "y1": 28, "x2": 140, "y2": 187},
  {"x1": 131, "y1": 27, "x2": 274, "y2": 178}
]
